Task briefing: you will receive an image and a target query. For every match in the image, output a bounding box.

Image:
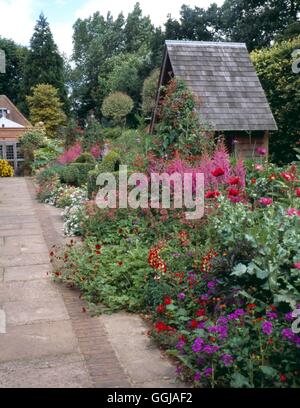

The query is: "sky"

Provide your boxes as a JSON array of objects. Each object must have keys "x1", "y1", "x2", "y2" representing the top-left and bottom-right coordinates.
[{"x1": 0, "y1": 0, "x2": 224, "y2": 56}]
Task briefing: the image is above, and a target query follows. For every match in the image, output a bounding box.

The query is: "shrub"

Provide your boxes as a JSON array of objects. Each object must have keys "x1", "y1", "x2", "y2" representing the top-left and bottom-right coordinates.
[
  {"x1": 75, "y1": 152, "x2": 96, "y2": 164},
  {"x1": 101, "y1": 92, "x2": 134, "y2": 127},
  {"x1": 57, "y1": 142, "x2": 82, "y2": 165},
  {"x1": 102, "y1": 127, "x2": 122, "y2": 140},
  {"x1": 142, "y1": 68, "x2": 160, "y2": 118},
  {"x1": 0, "y1": 160, "x2": 14, "y2": 177}
]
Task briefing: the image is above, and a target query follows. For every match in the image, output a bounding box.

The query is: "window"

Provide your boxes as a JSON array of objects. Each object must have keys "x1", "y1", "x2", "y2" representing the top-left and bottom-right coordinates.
[{"x1": 6, "y1": 145, "x2": 14, "y2": 160}]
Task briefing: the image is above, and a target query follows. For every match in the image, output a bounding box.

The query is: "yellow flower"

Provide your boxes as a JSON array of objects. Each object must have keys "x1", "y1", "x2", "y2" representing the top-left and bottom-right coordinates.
[{"x1": 0, "y1": 160, "x2": 14, "y2": 177}]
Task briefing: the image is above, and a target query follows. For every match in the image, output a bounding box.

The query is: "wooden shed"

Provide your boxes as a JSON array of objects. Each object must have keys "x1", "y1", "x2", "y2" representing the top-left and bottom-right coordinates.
[
  {"x1": 0, "y1": 95, "x2": 31, "y2": 173},
  {"x1": 150, "y1": 40, "x2": 278, "y2": 158}
]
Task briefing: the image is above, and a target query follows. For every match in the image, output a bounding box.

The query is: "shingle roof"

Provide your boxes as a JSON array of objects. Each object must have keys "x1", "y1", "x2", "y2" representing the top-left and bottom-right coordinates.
[{"x1": 164, "y1": 40, "x2": 277, "y2": 131}]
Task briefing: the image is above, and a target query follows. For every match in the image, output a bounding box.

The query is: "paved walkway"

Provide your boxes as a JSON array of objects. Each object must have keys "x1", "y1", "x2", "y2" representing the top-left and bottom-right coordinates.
[{"x1": 0, "y1": 178, "x2": 181, "y2": 388}]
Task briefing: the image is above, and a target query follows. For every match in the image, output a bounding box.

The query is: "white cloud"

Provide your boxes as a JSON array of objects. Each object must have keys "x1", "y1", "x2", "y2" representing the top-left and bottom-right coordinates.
[
  {"x1": 0, "y1": 0, "x2": 35, "y2": 45},
  {"x1": 75, "y1": 0, "x2": 223, "y2": 27}
]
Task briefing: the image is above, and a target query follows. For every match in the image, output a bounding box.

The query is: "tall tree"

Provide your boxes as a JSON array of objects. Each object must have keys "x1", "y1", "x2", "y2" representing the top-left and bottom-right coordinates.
[
  {"x1": 220, "y1": 0, "x2": 300, "y2": 51},
  {"x1": 0, "y1": 37, "x2": 27, "y2": 110},
  {"x1": 71, "y1": 11, "x2": 125, "y2": 120},
  {"x1": 124, "y1": 2, "x2": 153, "y2": 52},
  {"x1": 23, "y1": 14, "x2": 68, "y2": 109}
]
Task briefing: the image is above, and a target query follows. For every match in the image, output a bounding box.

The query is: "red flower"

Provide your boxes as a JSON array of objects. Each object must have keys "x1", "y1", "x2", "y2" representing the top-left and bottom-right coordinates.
[
  {"x1": 190, "y1": 319, "x2": 198, "y2": 329},
  {"x1": 205, "y1": 191, "x2": 221, "y2": 199},
  {"x1": 55, "y1": 272, "x2": 61, "y2": 277},
  {"x1": 95, "y1": 251, "x2": 101, "y2": 255},
  {"x1": 196, "y1": 309, "x2": 206, "y2": 317},
  {"x1": 50, "y1": 251, "x2": 54, "y2": 257},
  {"x1": 156, "y1": 304, "x2": 165, "y2": 314},
  {"x1": 164, "y1": 296, "x2": 172, "y2": 305},
  {"x1": 155, "y1": 322, "x2": 175, "y2": 332},
  {"x1": 228, "y1": 188, "x2": 240, "y2": 197},
  {"x1": 95, "y1": 244, "x2": 102, "y2": 250},
  {"x1": 228, "y1": 176, "x2": 240, "y2": 185},
  {"x1": 296, "y1": 187, "x2": 300, "y2": 198},
  {"x1": 279, "y1": 374, "x2": 287, "y2": 382},
  {"x1": 251, "y1": 178, "x2": 257, "y2": 185},
  {"x1": 247, "y1": 303, "x2": 257, "y2": 310},
  {"x1": 212, "y1": 167, "x2": 225, "y2": 177},
  {"x1": 117, "y1": 261, "x2": 123, "y2": 266},
  {"x1": 270, "y1": 305, "x2": 277, "y2": 311}
]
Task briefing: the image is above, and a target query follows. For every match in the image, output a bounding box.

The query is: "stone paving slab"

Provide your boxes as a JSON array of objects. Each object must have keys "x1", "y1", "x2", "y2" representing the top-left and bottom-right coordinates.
[
  {"x1": 4, "y1": 264, "x2": 51, "y2": 282},
  {"x1": 3, "y1": 297, "x2": 69, "y2": 326},
  {"x1": 0, "y1": 280, "x2": 61, "y2": 302},
  {"x1": 0, "y1": 321, "x2": 80, "y2": 363},
  {"x1": 0, "y1": 354, "x2": 92, "y2": 388},
  {"x1": 0, "y1": 252, "x2": 50, "y2": 268}
]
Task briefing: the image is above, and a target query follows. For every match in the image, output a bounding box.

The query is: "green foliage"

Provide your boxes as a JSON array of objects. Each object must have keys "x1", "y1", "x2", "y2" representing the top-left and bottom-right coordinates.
[
  {"x1": 59, "y1": 163, "x2": 95, "y2": 186},
  {"x1": 141, "y1": 69, "x2": 160, "y2": 118},
  {"x1": 101, "y1": 92, "x2": 134, "y2": 126},
  {"x1": 20, "y1": 127, "x2": 48, "y2": 174},
  {"x1": 75, "y1": 152, "x2": 96, "y2": 164},
  {"x1": 23, "y1": 13, "x2": 68, "y2": 110},
  {"x1": 154, "y1": 79, "x2": 214, "y2": 157},
  {"x1": 27, "y1": 84, "x2": 66, "y2": 138},
  {"x1": 0, "y1": 37, "x2": 27, "y2": 110},
  {"x1": 252, "y1": 37, "x2": 300, "y2": 163}
]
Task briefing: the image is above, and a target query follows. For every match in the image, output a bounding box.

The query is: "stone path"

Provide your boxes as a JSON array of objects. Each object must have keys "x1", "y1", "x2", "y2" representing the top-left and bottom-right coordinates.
[{"x1": 0, "y1": 178, "x2": 182, "y2": 388}]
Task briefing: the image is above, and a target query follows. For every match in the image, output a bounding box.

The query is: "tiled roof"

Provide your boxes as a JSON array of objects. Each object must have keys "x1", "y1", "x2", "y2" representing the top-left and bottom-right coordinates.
[
  {"x1": 0, "y1": 117, "x2": 24, "y2": 128},
  {"x1": 165, "y1": 40, "x2": 277, "y2": 131}
]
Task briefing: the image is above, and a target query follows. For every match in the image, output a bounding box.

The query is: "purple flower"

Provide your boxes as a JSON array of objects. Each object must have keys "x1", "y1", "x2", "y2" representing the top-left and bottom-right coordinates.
[
  {"x1": 207, "y1": 280, "x2": 217, "y2": 289},
  {"x1": 282, "y1": 328, "x2": 296, "y2": 341},
  {"x1": 194, "y1": 372, "x2": 202, "y2": 382},
  {"x1": 204, "y1": 368, "x2": 213, "y2": 377},
  {"x1": 203, "y1": 345, "x2": 220, "y2": 355},
  {"x1": 227, "y1": 309, "x2": 246, "y2": 321},
  {"x1": 197, "y1": 321, "x2": 206, "y2": 329},
  {"x1": 178, "y1": 293, "x2": 186, "y2": 301},
  {"x1": 262, "y1": 321, "x2": 273, "y2": 335},
  {"x1": 200, "y1": 294, "x2": 209, "y2": 301},
  {"x1": 221, "y1": 354, "x2": 234, "y2": 367},
  {"x1": 187, "y1": 252, "x2": 194, "y2": 257},
  {"x1": 285, "y1": 312, "x2": 294, "y2": 322},
  {"x1": 173, "y1": 253, "x2": 181, "y2": 258},
  {"x1": 235, "y1": 309, "x2": 246, "y2": 317},
  {"x1": 217, "y1": 316, "x2": 228, "y2": 325},
  {"x1": 192, "y1": 338, "x2": 204, "y2": 353},
  {"x1": 266, "y1": 312, "x2": 278, "y2": 320},
  {"x1": 176, "y1": 339, "x2": 186, "y2": 351}
]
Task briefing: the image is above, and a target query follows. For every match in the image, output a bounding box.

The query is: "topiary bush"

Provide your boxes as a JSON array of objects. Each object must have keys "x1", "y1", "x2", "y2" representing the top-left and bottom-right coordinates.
[
  {"x1": 0, "y1": 160, "x2": 14, "y2": 177},
  {"x1": 101, "y1": 92, "x2": 134, "y2": 127}
]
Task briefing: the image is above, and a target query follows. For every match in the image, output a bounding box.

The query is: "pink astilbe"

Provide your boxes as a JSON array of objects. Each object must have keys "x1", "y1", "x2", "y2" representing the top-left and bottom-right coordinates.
[
  {"x1": 57, "y1": 142, "x2": 82, "y2": 165},
  {"x1": 232, "y1": 160, "x2": 246, "y2": 188},
  {"x1": 90, "y1": 144, "x2": 102, "y2": 159}
]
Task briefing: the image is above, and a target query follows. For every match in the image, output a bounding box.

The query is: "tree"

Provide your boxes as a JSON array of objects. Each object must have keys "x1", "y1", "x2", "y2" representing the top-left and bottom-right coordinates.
[
  {"x1": 141, "y1": 69, "x2": 160, "y2": 118},
  {"x1": 27, "y1": 84, "x2": 66, "y2": 138},
  {"x1": 220, "y1": 0, "x2": 300, "y2": 51},
  {"x1": 23, "y1": 14, "x2": 68, "y2": 109},
  {"x1": 276, "y1": 21, "x2": 300, "y2": 41},
  {"x1": 124, "y1": 2, "x2": 153, "y2": 52},
  {"x1": 71, "y1": 11, "x2": 126, "y2": 120},
  {"x1": 0, "y1": 37, "x2": 27, "y2": 110},
  {"x1": 252, "y1": 36, "x2": 300, "y2": 163},
  {"x1": 101, "y1": 92, "x2": 134, "y2": 126}
]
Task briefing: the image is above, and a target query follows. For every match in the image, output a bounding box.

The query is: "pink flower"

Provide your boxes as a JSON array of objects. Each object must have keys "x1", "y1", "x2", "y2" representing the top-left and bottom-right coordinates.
[
  {"x1": 255, "y1": 164, "x2": 264, "y2": 172},
  {"x1": 294, "y1": 263, "x2": 300, "y2": 270},
  {"x1": 258, "y1": 197, "x2": 273, "y2": 206},
  {"x1": 296, "y1": 188, "x2": 300, "y2": 198},
  {"x1": 286, "y1": 208, "x2": 300, "y2": 216},
  {"x1": 256, "y1": 147, "x2": 267, "y2": 156}
]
